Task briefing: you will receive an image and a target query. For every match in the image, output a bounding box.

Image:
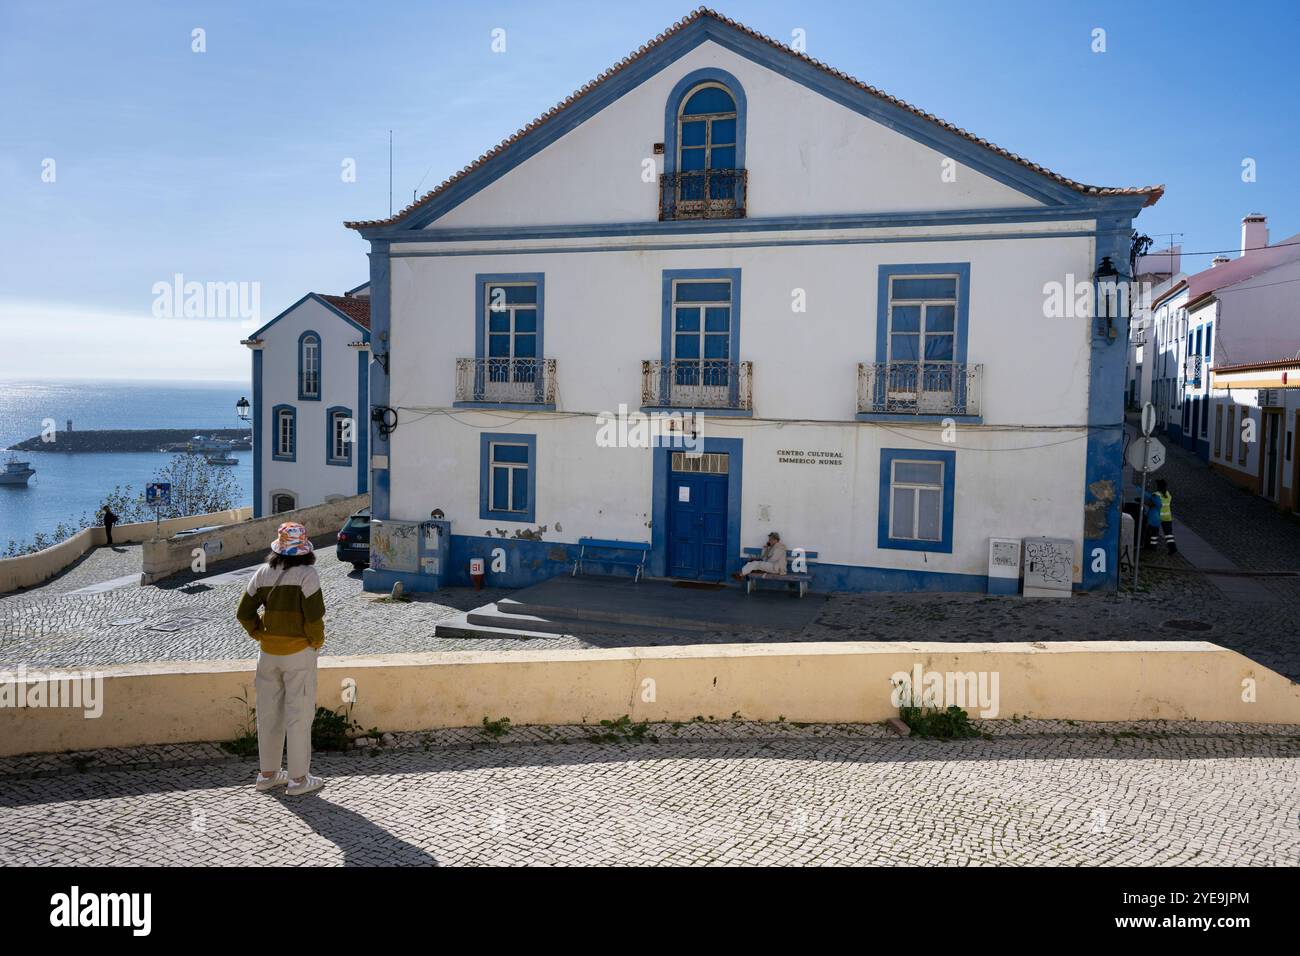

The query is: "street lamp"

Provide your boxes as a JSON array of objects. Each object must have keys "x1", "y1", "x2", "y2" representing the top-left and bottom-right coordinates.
[
  {"x1": 1094, "y1": 256, "x2": 1121, "y2": 340},
  {"x1": 236, "y1": 397, "x2": 250, "y2": 422}
]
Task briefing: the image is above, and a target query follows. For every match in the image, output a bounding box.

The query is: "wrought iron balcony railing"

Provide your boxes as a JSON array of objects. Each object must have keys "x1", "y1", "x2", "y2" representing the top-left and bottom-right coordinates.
[
  {"x1": 857, "y1": 362, "x2": 982, "y2": 416},
  {"x1": 659, "y1": 169, "x2": 747, "y2": 221},
  {"x1": 455, "y1": 358, "x2": 557, "y2": 405},
  {"x1": 642, "y1": 360, "x2": 752, "y2": 411},
  {"x1": 1184, "y1": 354, "x2": 1203, "y2": 387}
]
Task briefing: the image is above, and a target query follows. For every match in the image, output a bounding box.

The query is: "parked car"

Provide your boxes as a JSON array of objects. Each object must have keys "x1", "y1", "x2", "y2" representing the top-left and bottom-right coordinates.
[{"x1": 336, "y1": 508, "x2": 370, "y2": 570}]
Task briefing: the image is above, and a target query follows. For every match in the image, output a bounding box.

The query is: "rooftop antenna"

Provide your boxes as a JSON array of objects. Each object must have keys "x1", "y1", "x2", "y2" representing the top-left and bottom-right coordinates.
[
  {"x1": 388, "y1": 130, "x2": 393, "y2": 217},
  {"x1": 413, "y1": 161, "x2": 435, "y2": 205}
]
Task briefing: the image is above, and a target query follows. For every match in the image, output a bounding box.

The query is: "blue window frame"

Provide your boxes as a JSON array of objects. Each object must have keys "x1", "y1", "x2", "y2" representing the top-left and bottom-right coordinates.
[
  {"x1": 272, "y1": 404, "x2": 297, "y2": 462},
  {"x1": 470, "y1": 273, "x2": 546, "y2": 404},
  {"x1": 662, "y1": 68, "x2": 747, "y2": 216},
  {"x1": 646, "y1": 269, "x2": 744, "y2": 412},
  {"x1": 298, "y1": 330, "x2": 321, "y2": 401},
  {"x1": 479, "y1": 433, "x2": 537, "y2": 523},
  {"x1": 878, "y1": 448, "x2": 955, "y2": 553},
  {"x1": 876, "y1": 264, "x2": 971, "y2": 366},
  {"x1": 326, "y1": 405, "x2": 352, "y2": 467},
  {"x1": 475, "y1": 274, "x2": 544, "y2": 363},
  {"x1": 660, "y1": 267, "x2": 741, "y2": 367}
]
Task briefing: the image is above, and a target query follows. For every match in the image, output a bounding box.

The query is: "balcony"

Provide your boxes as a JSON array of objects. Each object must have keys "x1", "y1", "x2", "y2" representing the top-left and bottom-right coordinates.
[
  {"x1": 1184, "y1": 354, "x2": 1203, "y2": 388},
  {"x1": 857, "y1": 362, "x2": 982, "y2": 418},
  {"x1": 658, "y1": 169, "x2": 747, "y2": 221},
  {"x1": 455, "y1": 358, "x2": 557, "y2": 408},
  {"x1": 642, "y1": 360, "x2": 752, "y2": 412}
]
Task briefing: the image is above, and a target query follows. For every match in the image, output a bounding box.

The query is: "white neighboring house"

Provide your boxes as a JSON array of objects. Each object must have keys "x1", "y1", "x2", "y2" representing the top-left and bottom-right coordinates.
[
  {"x1": 1206, "y1": 360, "x2": 1300, "y2": 509},
  {"x1": 1126, "y1": 245, "x2": 1181, "y2": 411},
  {"x1": 1148, "y1": 215, "x2": 1300, "y2": 461},
  {"x1": 345, "y1": 10, "x2": 1161, "y2": 595},
  {"x1": 241, "y1": 284, "x2": 370, "y2": 517}
]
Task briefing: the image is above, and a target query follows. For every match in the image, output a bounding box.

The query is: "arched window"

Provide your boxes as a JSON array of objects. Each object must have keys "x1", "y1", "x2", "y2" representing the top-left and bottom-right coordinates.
[
  {"x1": 662, "y1": 69, "x2": 746, "y2": 220},
  {"x1": 677, "y1": 84, "x2": 737, "y2": 211},
  {"x1": 299, "y1": 331, "x2": 321, "y2": 400},
  {"x1": 271, "y1": 492, "x2": 297, "y2": 514}
]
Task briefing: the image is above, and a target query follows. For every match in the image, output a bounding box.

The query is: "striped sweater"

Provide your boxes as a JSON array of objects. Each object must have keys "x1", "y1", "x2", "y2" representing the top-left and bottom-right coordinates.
[{"x1": 236, "y1": 563, "x2": 326, "y2": 655}]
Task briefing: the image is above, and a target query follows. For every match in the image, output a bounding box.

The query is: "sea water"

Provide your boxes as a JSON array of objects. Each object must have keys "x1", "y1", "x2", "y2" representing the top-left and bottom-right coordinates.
[{"x1": 0, "y1": 379, "x2": 253, "y2": 548}]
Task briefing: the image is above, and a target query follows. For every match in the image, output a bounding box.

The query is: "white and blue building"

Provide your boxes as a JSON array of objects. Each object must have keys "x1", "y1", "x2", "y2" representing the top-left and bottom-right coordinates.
[
  {"x1": 242, "y1": 285, "x2": 370, "y2": 517},
  {"x1": 346, "y1": 9, "x2": 1161, "y2": 594}
]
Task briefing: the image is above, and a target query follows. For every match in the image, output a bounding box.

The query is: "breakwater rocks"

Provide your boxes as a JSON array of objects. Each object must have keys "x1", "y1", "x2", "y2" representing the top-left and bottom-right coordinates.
[{"x1": 8, "y1": 429, "x2": 251, "y2": 454}]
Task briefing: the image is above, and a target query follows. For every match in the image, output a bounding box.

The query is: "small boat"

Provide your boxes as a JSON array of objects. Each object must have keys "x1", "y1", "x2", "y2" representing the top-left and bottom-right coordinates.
[
  {"x1": 205, "y1": 452, "x2": 239, "y2": 466},
  {"x1": 188, "y1": 434, "x2": 233, "y2": 453},
  {"x1": 0, "y1": 455, "x2": 36, "y2": 486}
]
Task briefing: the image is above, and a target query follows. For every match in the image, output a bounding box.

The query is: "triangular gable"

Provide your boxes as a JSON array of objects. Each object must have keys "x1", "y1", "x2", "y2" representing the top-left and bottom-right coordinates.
[
  {"x1": 346, "y1": 8, "x2": 1160, "y2": 233},
  {"x1": 244, "y1": 292, "x2": 371, "y2": 342}
]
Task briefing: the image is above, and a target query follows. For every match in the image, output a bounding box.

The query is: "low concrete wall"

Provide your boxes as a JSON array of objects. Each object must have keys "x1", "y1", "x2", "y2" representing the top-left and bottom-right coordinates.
[
  {"x1": 140, "y1": 495, "x2": 367, "y2": 585},
  {"x1": 0, "y1": 508, "x2": 251, "y2": 594},
  {"x1": 1, "y1": 641, "x2": 1295, "y2": 756}
]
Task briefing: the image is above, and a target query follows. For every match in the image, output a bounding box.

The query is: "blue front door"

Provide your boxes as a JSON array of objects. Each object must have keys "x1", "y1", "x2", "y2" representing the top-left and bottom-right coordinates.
[{"x1": 668, "y1": 468, "x2": 728, "y2": 581}]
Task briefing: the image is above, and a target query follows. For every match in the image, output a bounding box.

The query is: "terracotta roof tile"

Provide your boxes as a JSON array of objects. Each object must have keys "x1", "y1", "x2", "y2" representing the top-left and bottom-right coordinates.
[
  {"x1": 1213, "y1": 357, "x2": 1300, "y2": 374},
  {"x1": 345, "y1": 7, "x2": 1162, "y2": 231},
  {"x1": 319, "y1": 293, "x2": 371, "y2": 329}
]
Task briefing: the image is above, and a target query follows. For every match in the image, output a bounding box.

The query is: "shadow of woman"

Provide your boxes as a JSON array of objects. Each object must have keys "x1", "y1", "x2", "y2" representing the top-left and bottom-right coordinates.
[{"x1": 273, "y1": 791, "x2": 441, "y2": 866}]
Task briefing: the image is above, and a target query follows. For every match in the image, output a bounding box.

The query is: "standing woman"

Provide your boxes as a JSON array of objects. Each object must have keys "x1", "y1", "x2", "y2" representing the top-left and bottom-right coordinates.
[
  {"x1": 236, "y1": 522, "x2": 326, "y2": 796},
  {"x1": 101, "y1": 504, "x2": 118, "y2": 547}
]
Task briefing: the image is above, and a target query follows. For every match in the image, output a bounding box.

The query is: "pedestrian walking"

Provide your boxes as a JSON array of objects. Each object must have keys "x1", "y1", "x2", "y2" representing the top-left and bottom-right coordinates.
[
  {"x1": 101, "y1": 504, "x2": 118, "y2": 547},
  {"x1": 1145, "y1": 480, "x2": 1177, "y2": 554},
  {"x1": 236, "y1": 522, "x2": 326, "y2": 796}
]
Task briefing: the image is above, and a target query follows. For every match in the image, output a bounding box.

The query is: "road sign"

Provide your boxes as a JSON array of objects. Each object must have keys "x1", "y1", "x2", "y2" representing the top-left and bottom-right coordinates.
[
  {"x1": 1141, "y1": 402, "x2": 1156, "y2": 437},
  {"x1": 146, "y1": 482, "x2": 171, "y2": 506},
  {"x1": 1126, "y1": 436, "x2": 1166, "y2": 473}
]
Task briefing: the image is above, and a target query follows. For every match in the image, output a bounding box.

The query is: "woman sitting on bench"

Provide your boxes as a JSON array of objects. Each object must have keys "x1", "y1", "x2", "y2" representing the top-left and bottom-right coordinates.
[{"x1": 733, "y1": 532, "x2": 787, "y2": 580}]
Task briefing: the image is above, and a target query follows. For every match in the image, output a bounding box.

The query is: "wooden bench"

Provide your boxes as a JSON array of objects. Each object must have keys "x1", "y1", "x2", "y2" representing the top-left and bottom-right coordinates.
[
  {"x1": 572, "y1": 537, "x2": 650, "y2": 583},
  {"x1": 740, "y1": 547, "x2": 817, "y2": 597}
]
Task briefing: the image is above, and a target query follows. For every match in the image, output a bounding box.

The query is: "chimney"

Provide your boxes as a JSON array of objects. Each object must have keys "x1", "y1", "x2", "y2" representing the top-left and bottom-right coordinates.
[
  {"x1": 1211, "y1": 256, "x2": 1231, "y2": 268},
  {"x1": 1241, "y1": 213, "x2": 1268, "y2": 257}
]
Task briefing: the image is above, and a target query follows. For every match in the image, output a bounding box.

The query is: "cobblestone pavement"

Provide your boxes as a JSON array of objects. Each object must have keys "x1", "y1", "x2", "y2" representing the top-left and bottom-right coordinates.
[
  {"x1": 2, "y1": 541, "x2": 1300, "y2": 686},
  {"x1": 1125, "y1": 418, "x2": 1300, "y2": 603},
  {"x1": 1, "y1": 721, "x2": 1295, "y2": 866},
  {"x1": 2, "y1": 431, "x2": 1299, "y2": 682},
  {"x1": 23, "y1": 544, "x2": 144, "y2": 596},
  {"x1": 1142, "y1": 422, "x2": 1300, "y2": 579},
  {"x1": 4, "y1": 543, "x2": 1298, "y2": 682}
]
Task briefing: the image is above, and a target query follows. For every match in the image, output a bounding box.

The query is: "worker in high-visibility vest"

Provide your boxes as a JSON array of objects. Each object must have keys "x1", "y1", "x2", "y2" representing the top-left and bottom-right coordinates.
[{"x1": 1145, "y1": 479, "x2": 1176, "y2": 555}]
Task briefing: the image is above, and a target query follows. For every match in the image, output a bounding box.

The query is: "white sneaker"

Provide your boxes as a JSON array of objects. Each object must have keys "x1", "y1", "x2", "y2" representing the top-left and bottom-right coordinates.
[
  {"x1": 255, "y1": 769, "x2": 289, "y2": 791},
  {"x1": 287, "y1": 774, "x2": 325, "y2": 796}
]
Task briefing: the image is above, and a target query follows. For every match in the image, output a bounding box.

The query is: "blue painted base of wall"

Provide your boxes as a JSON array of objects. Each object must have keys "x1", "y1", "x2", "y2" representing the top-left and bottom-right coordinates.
[
  {"x1": 374, "y1": 534, "x2": 992, "y2": 595},
  {"x1": 988, "y1": 576, "x2": 1019, "y2": 595},
  {"x1": 362, "y1": 568, "x2": 438, "y2": 594}
]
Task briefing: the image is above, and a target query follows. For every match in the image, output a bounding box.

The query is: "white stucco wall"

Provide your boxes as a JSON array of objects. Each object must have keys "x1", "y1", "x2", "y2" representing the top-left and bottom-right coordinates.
[
  {"x1": 388, "y1": 412, "x2": 1086, "y2": 581},
  {"x1": 1215, "y1": 258, "x2": 1300, "y2": 366},
  {"x1": 389, "y1": 226, "x2": 1095, "y2": 426},
  {"x1": 257, "y1": 297, "x2": 365, "y2": 516},
  {"x1": 368, "y1": 32, "x2": 1148, "y2": 587},
  {"x1": 383, "y1": 222, "x2": 1097, "y2": 580},
  {"x1": 433, "y1": 40, "x2": 1042, "y2": 229}
]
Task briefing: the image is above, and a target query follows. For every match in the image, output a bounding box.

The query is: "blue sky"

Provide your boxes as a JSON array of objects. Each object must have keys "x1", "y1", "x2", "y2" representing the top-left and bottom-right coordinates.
[{"x1": 2, "y1": 0, "x2": 1297, "y2": 381}]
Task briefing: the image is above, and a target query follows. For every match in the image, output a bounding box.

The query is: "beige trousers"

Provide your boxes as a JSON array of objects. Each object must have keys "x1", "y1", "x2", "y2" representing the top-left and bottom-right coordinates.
[
  {"x1": 741, "y1": 559, "x2": 784, "y2": 576},
  {"x1": 255, "y1": 647, "x2": 318, "y2": 779}
]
